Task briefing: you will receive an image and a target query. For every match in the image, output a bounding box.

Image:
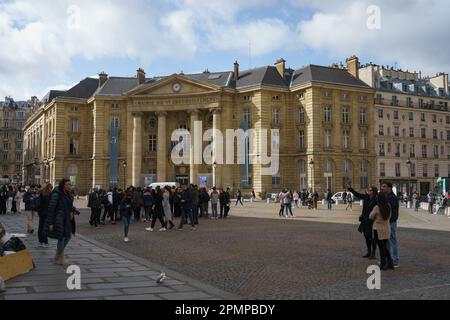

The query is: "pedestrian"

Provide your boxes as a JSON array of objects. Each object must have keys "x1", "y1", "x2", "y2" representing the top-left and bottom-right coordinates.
[
  {"x1": 120, "y1": 192, "x2": 133, "y2": 242},
  {"x1": 174, "y1": 187, "x2": 182, "y2": 218},
  {"x1": 427, "y1": 191, "x2": 435, "y2": 214},
  {"x1": 293, "y1": 190, "x2": 299, "y2": 208},
  {"x1": 413, "y1": 192, "x2": 420, "y2": 212},
  {"x1": 178, "y1": 185, "x2": 195, "y2": 230},
  {"x1": 345, "y1": 192, "x2": 353, "y2": 211},
  {"x1": 87, "y1": 187, "x2": 101, "y2": 228},
  {"x1": 0, "y1": 186, "x2": 6, "y2": 215},
  {"x1": 163, "y1": 186, "x2": 175, "y2": 229},
  {"x1": 14, "y1": 185, "x2": 22, "y2": 214},
  {"x1": 277, "y1": 190, "x2": 285, "y2": 216},
  {"x1": 46, "y1": 178, "x2": 75, "y2": 268},
  {"x1": 6, "y1": 185, "x2": 14, "y2": 214},
  {"x1": 326, "y1": 189, "x2": 333, "y2": 210},
  {"x1": 107, "y1": 188, "x2": 115, "y2": 224},
  {"x1": 342, "y1": 191, "x2": 347, "y2": 205},
  {"x1": 146, "y1": 186, "x2": 167, "y2": 232},
  {"x1": 381, "y1": 182, "x2": 400, "y2": 267},
  {"x1": 283, "y1": 189, "x2": 294, "y2": 217},
  {"x1": 112, "y1": 187, "x2": 121, "y2": 222},
  {"x1": 369, "y1": 192, "x2": 394, "y2": 270},
  {"x1": 23, "y1": 185, "x2": 39, "y2": 234},
  {"x1": 235, "y1": 189, "x2": 243, "y2": 206},
  {"x1": 210, "y1": 187, "x2": 219, "y2": 220},
  {"x1": 224, "y1": 187, "x2": 231, "y2": 218},
  {"x1": 312, "y1": 190, "x2": 319, "y2": 210},
  {"x1": 37, "y1": 183, "x2": 52, "y2": 248},
  {"x1": 169, "y1": 187, "x2": 175, "y2": 217},
  {"x1": 199, "y1": 188, "x2": 209, "y2": 218},
  {"x1": 132, "y1": 187, "x2": 143, "y2": 221},
  {"x1": 191, "y1": 184, "x2": 199, "y2": 225},
  {"x1": 143, "y1": 187, "x2": 153, "y2": 222},
  {"x1": 348, "y1": 185, "x2": 378, "y2": 259},
  {"x1": 251, "y1": 189, "x2": 256, "y2": 202}
]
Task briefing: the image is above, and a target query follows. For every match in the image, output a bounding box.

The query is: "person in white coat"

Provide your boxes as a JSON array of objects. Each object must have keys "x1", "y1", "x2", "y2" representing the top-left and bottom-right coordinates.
[{"x1": 162, "y1": 186, "x2": 175, "y2": 229}]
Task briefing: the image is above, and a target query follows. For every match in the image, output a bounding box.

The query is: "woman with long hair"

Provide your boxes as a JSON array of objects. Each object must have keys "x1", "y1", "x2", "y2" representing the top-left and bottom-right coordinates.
[
  {"x1": 369, "y1": 192, "x2": 394, "y2": 270},
  {"x1": 348, "y1": 185, "x2": 378, "y2": 259},
  {"x1": 46, "y1": 178, "x2": 74, "y2": 268},
  {"x1": 37, "y1": 183, "x2": 53, "y2": 248}
]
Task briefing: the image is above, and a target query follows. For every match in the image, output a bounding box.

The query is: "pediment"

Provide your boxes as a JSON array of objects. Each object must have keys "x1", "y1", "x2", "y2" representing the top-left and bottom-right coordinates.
[{"x1": 127, "y1": 75, "x2": 220, "y2": 96}]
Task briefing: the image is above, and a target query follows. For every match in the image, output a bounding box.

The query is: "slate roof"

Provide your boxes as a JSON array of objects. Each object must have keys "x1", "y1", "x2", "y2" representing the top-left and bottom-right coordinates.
[
  {"x1": 291, "y1": 65, "x2": 371, "y2": 88},
  {"x1": 41, "y1": 90, "x2": 66, "y2": 104},
  {"x1": 61, "y1": 78, "x2": 99, "y2": 99}
]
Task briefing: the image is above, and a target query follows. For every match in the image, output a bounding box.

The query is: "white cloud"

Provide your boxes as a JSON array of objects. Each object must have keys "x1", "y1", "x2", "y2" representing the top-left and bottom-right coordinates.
[{"x1": 294, "y1": 0, "x2": 450, "y2": 75}]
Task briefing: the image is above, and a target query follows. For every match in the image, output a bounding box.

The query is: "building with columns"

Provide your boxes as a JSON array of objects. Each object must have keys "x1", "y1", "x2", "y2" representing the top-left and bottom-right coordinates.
[
  {"x1": 359, "y1": 61, "x2": 450, "y2": 196},
  {"x1": 24, "y1": 58, "x2": 376, "y2": 196}
]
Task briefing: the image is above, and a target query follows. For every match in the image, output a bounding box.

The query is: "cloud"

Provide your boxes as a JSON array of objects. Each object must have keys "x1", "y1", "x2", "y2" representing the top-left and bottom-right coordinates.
[{"x1": 293, "y1": 0, "x2": 450, "y2": 75}]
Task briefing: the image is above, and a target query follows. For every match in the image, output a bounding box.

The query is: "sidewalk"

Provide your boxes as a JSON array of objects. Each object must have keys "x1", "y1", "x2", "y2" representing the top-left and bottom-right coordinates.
[{"x1": 0, "y1": 214, "x2": 238, "y2": 300}]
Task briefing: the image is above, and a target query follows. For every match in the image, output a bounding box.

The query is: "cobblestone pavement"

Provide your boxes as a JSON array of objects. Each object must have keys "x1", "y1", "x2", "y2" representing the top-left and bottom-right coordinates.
[
  {"x1": 0, "y1": 214, "x2": 237, "y2": 300},
  {"x1": 72, "y1": 203, "x2": 450, "y2": 300}
]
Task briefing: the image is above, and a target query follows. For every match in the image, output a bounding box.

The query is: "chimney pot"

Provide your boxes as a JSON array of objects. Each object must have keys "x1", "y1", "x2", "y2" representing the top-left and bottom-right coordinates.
[
  {"x1": 234, "y1": 61, "x2": 239, "y2": 82},
  {"x1": 274, "y1": 58, "x2": 286, "y2": 78},
  {"x1": 99, "y1": 72, "x2": 108, "y2": 87},
  {"x1": 346, "y1": 55, "x2": 359, "y2": 79},
  {"x1": 137, "y1": 68, "x2": 146, "y2": 85}
]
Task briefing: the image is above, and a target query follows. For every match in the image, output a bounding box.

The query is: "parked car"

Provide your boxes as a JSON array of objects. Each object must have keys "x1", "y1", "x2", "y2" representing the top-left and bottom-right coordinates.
[{"x1": 146, "y1": 182, "x2": 180, "y2": 189}]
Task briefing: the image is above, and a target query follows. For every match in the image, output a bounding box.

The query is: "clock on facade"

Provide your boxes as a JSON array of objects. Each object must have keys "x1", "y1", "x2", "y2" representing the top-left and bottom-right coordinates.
[{"x1": 172, "y1": 82, "x2": 182, "y2": 93}]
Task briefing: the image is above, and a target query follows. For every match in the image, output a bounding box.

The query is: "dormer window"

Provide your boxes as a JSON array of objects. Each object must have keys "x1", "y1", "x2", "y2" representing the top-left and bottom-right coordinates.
[
  {"x1": 402, "y1": 84, "x2": 408, "y2": 92},
  {"x1": 243, "y1": 95, "x2": 251, "y2": 101},
  {"x1": 272, "y1": 95, "x2": 280, "y2": 101}
]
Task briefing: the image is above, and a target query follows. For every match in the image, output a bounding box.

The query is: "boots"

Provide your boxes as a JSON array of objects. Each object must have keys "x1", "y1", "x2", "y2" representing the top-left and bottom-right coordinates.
[{"x1": 55, "y1": 252, "x2": 70, "y2": 268}]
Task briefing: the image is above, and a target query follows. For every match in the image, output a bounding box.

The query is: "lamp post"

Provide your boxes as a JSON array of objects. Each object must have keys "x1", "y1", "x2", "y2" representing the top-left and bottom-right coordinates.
[
  {"x1": 122, "y1": 160, "x2": 127, "y2": 190},
  {"x1": 406, "y1": 158, "x2": 412, "y2": 196},
  {"x1": 309, "y1": 159, "x2": 315, "y2": 192},
  {"x1": 43, "y1": 159, "x2": 49, "y2": 183},
  {"x1": 213, "y1": 161, "x2": 217, "y2": 188}
]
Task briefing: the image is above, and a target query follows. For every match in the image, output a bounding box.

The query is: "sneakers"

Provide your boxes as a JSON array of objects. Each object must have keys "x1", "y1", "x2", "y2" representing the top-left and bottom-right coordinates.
[
  {"x1": 124, "y1": 237, "x2": 129, "y2": 242},
  {"x1": 145, "y1": 227, "x2": 154, "y2": 232},
  {"x1": 39, "y1": 243, "x2": 48, "y2": 248},
  {"x1": 159, "y1": 228, "x2": 167, "y2": 232},
  {"x1": 190, "y1": 226, "x2": 196, "y2": 231}
]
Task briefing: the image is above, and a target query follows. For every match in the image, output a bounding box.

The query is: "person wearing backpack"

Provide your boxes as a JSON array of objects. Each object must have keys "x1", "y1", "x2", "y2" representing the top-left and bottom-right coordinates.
[
  {"x1": 23, "y1": 185, "x2": 39, "y2": 234},
  {"x1": 37, "y1": 184, "x2": 53, "y2": 248}
]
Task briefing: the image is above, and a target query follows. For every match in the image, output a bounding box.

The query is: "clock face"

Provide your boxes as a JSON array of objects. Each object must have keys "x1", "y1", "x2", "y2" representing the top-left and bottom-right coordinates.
[{"x1": 172, "y1": 82, "x2": 182, "y2": 93}]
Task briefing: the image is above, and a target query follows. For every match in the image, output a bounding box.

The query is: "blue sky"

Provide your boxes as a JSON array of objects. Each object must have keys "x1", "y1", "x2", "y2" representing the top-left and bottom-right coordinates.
[{"x1": 1, "y1": 0, "x2": 450, "y2": 100}]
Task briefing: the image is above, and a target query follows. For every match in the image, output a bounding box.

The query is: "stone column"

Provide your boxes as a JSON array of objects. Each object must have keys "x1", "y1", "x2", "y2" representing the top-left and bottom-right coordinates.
[
  {"x1": 156, "y1": 112, "x2": 168, "y2": 182},
  {"x1": 211, "y1": 108, "x2": 222, "y2": 187},
  {"x1": 189, "y1": 109, "x2": 200, "y2": 185},
  {"x1": 132, "y1": 112, "x2": 143, "y2": 187}
]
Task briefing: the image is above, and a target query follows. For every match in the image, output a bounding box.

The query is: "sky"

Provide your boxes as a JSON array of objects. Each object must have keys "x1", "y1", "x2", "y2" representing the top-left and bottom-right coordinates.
[{"x1": 1, "y1": 0, "x2": 450, "y2": 101}]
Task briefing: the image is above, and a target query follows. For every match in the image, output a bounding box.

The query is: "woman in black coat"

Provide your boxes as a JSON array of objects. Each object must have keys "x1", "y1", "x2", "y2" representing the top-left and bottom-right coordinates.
[
  {"x1": 46, "y1": 178, "x2": 74, "y2": 267},
  {"x1": 348, "y1": 186, "x2": 378, "y2": 259},
  {"x1": 37, "y1": 183, "x2": 53, "y2": 247}
]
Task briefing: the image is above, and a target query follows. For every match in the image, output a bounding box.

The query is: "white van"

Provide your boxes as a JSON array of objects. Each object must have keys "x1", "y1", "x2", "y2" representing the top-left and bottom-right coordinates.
[{"x1": 146, "y1": 182, "x2": 179, "y2": 189}]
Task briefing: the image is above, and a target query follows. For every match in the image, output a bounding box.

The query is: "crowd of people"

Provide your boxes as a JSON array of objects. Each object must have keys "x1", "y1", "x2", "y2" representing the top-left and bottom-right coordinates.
[{"x1": 87, "y1": 184, "x2": 232, "y2": 242}]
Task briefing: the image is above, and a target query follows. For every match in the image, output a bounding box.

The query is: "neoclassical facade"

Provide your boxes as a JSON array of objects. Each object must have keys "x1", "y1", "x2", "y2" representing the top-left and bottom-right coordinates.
[{"x1": 24, "y1": 58, "x2": 376, "y2": 195}]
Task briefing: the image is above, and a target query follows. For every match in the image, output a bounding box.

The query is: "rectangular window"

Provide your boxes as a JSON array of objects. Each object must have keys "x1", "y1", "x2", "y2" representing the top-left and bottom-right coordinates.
[
  {"x1": 360, "y1": 133, "x2": 367, "y2": 150},
  {"x1": 299, "y1": 130, "x2": 305, "y2": 150},
  {"x1": 378, "y1": 109, "x2": 384, "y2": 119},
  {"x1": 343, "y1": 130, "x2": 350, "y2": 149},
  {"x1": 380, "y1": 163, "x2": 385, "y2": 177},
  {"x1": 434, "y1": 145, "x2": 439, "y2": 158},
  {"x1": 4, "y1": 121, "x2": 8, "y2": 128},
  {"x1": 410, "y1": 144, "x2": 415, "y2": 158},
  {"x1": 325, "y1": 130, "x2": 331, "y2": 149},
  {"x1": 324, "y1": 106, "x2": 332, "y2": 122},
  {"x1": 393, "y1": 111, "x2": 399, "y2": 120},
  {"x1": 342, "y1": 93, "x2": 349, "y2": 100},
  {"x1": 422, "y1": 145, "x2": 427, "y2": 158},
  {"x1": 15, "y1": 164, "x2": 21, "y2": 172},
  {"x1": 69, "y1": 139, "x2": 78, "y2": 155},
  {"x1": 70, "y1": 106, "x2": 78, "y2": 112},
  {"x1": 149, "y1": 135, "x2": 157, "y2": 152},
  {"x1": 272, "y1": 109, "x2": 280, "y2": 125},
  {"x1": 379, "y1": 125, "x2": 384, "y2": 136},
  {"x1": 435, "y1": 164, "x2": 440, "y2": 177},
  {"x1": 299, "y1": 108, "x2": 305, "y2": 124},
  {"x1": 394, "y1": 127, "x2": 400, "y2": 137},
  {"x1": 15, "y1": 153, "x2": 21, "y2": 161},
  {"x1": 272, "y1": 174, "x2": 281, "y2": 187},
  {"x1": 409, "y1": 128, "x2": 414, "y2": 138},
  {"x1": 324, "y1": 91, "x2": 332, "y2": 98},
  {"x1": 432, "y1": 114, "x2": 437, "y2": 123},
  {"x1": 421, "y1": 113, "x2": 426, "y2": 122},
  {"x1": 360, "y1": 108, "x2": 366, "y2": 125},
  {"x1": 411, "y1": 163, "x2": 416, "y2": 177},
  {"x1": 408, "y1": 112, "x2": 414, "y2": 121},
  {"x1": 379, "y1": 143, "x2": 385, "y2": 156},
  {"x1": 395, "y1": 143, "x2": 400, "y2": 157},
  {"x1": 111, "y1": 116, "x2": 119, "y2": 128},
  {"x1": 391, "y1": 96, "x2": 398, "y2": 106},
  {"x1": 446, "y1": 116, "x2": 450, "y2": 124},
  {"x1": 70, "y1": 118, "x2": 78, "y2": 133},
  {"x1": 419, "y1": 99, "x2": 424, "y2": 108},
  {"x1": 421, "y1": 128, "x2": 426, "y2": 139},
  {"x1": 111, "y1": 103, "x2": 120, "y2": 109},
  {"x1": 243, "y1": 109, "x2": 250, "y2": 126},
  {"x1": 342, "y1": 107, "x2": 349, "y2": 124},
  {"x1": 3, "y1": 143, "x2": 8, "y2": 151},
  {"x1": 433, "y1": 129, "x2": 437, "y2": 139},
  {"x1": 395, "y1": 163, "x2": 401, "y2": 177},
  {"x1": 3, "y1": 132, "x2": 8, "y2": 140},
  {"x1": 18, "y1": 111, "x2": 25, "y2": 120},
  {"x1": 406, "y1": 97, "x2": 413, "y2": 107},
  {"x1": 447, "y1": 130, "x2": 450, "y2": 141},
  {"x1": 16, "y1": 142, "x2": 22, "y2": 150},
  {"x1": 2, "y1": 153, "x2": 7, "y2": 161}
]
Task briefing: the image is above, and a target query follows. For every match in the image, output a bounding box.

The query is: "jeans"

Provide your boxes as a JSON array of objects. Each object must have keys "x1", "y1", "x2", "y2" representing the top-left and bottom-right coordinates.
[
  {"x1": 211, "y1": 203, "x2": 218, "y2": 218},
  {"x1": 235, "y1": 198, "x2": 243, "y2": 206},
  {"x1": 374, "y1": 230, "x2": 393, "y2": 267},
  {"x1": 201, "y1": 202, "x2": 208, "y2": 217},
  {"x1": 428, "y1": 203, "x2": 434, "y2": 213},
  {"x1": 144, "y1": 206, "x2": 151, "y2": 221},
  {"x1": 38, "y1": 214, "x2": 48, "y2": 244},
  {"x1": 26, "y1": 210, "x2": 35, "y2": 232},
  {"x1": 179, "y1": 207, "x2": 194, "y2": 227},
  {"x1": 192, "y1": 204, "x2": 199, "y2": 224},
  {"x1": 57, "y1": 235, "x2": 71, "y2": 254},
  {"x1": 327, "y1": 201, "x2": 332, "y2": 210},
  {"x1": 285, "y1": 203, "x2": 293, "y2": 216},
  {"x1": 123, "y1": 215, "x2": 131, "y2": 237},
  {"x1": 389, "y1": 221, "x2": 399, "y2": 263}
]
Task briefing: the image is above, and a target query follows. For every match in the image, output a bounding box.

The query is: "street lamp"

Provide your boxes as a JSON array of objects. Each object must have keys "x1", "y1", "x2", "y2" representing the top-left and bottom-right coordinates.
[
  {"x1": 309, "y1": 159, "x2": 314, "y2": 192},
  {"x1": 122, "y1": 160, "x2": 127, "y2": 189},
  {"x1": 406, "y1": 158, "x2": 412, "y2": 196},
  {"x1": 213, "y1": 161, "x2": 217, "y2": 188},
  {"x1": 43, "y1": 159, "x2": 49, "y2": 183}
]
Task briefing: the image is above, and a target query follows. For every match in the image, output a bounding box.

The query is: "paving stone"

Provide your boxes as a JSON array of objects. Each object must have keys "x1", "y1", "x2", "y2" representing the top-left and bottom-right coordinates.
[
  {"x1": 117, "y1": 271, "x2": 161, "y2": 277},
  {"x1": 121, "y1": 286, "x2": 174, "y2": 294},
  {"x1": 103, "y1": 276, "x2": 152, "y2": 283},
  {"x1": 158, "y1": 291, "x2": 212, "y2": 300},
  {"x1": 169, "y1": 284, "x2": 200, "y2": 292},
  {"x1": 4, "y1": 289, "x2": 123, "y2": 300},
  {"x1": 1, "y1": 288, "x2": 28, "y2": 295},
  {"x1": 88, "y1": 281, "x2": 159, "y2": 290},
  {"x1": 104, "y1": 294, "x2": 162, "y2": 300},
  {"x1": 33, "y1": 285, "x2": 89, "y2": 293},
  {"x1": 88, "y1": 268, "x2": 131, "y2": 273}
]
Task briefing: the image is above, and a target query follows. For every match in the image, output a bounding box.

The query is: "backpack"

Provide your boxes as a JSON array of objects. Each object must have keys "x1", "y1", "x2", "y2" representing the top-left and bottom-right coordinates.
[{"x1": 30, "y1": 194, "x2": 41, "y2": 211}]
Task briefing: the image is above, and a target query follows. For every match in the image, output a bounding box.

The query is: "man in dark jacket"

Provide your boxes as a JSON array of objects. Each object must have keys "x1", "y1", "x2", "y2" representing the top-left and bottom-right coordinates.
[
  {"x1": 348, "y1": 185, "x2": 378, "y2": 259},
  {"x1": 382, "y1": 182, "x2": 400, "y2": 267},
  {"x1": 224, "y1": 187, "x2": 231, "y2": 218},
  {"x1": 87, "y1": 188, "x2": 101, "y2": 228},
  {"x1": 23, "y1": 185, "x2": 39, "y2": 234},
  {"x1": 178, "y1": 185, "x2": 194, "y2": 230},
  {"x1": 191, "y1": 184, "x2": 199, "y2": 225},
  {"x1": 199, "y1": 188, "x2": 209, "y2": 218}
]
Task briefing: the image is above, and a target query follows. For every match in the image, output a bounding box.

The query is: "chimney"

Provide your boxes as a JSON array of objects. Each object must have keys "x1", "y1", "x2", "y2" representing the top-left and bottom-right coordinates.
[
  {"x1": 137, "y1": 68, "x2": 146, "y2": 85},
  {"x1": 233, "y1": 61, "x2": 239, "y2": 82},
  {"x1": 274, "y1": 58, "x2": 286, "y2": 78},
  {"x1": 99, "y1": 72, "x2": 108, "y2": 87},
  {"x1": 346, "y1": 55, "x2": 359, "y2": 79}
]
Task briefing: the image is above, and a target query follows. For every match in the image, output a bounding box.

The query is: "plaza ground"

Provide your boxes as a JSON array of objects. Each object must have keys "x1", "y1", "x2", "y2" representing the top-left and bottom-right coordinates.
[{"x1": 1, "y1": 201, "x2": 449, "y2": 299}]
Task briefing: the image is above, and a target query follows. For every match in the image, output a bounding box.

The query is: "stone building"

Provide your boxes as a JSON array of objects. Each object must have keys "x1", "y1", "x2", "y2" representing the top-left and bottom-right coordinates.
[
  {"x1": 24, "y1": 57, "x2": 376, "y2": 195},
  {"x1": 0, "y1": 97, "x2": 33, "y2": 183},
  {"x1": 359, "y1": 62, "x2": 450, "y2": 196}
]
